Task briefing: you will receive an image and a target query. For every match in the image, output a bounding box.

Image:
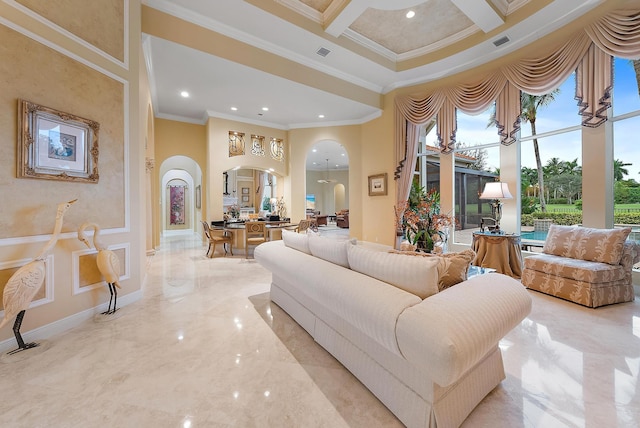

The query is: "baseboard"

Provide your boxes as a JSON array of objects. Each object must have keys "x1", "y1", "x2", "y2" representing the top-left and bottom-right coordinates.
[{"x1": 0, "y1": 289, "x2": 142, "y2": 353}]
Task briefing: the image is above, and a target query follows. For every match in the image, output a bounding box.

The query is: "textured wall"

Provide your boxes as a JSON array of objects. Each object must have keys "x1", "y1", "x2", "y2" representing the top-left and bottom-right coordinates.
[
  {"x1": 16, "y1": 0, "x2": 125, "y2": 61},
  {"x1": 0, "y1": 25, "x2": 125, "y2": 239}
]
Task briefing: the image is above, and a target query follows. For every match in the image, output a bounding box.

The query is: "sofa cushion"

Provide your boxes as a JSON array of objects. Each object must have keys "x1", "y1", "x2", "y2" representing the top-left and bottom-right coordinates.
[
  {"x1": 524, "y1": 253, "x2": 626, "y2": 283},
  {"x1": 542, "y1": 225, "x2": 631, "y2": 265},
  {"x1": 348, "y1": 244, "x2": 440, "y2": 299},
  {"x1": 308, "y1": 234, "x2": 356, "y2": 268},
  {"x1": 282, "y1": 229, "x2": 311, "y2": 254},
  {"x1": 388, "y1": 249, "x2": 476, "y2": 291}
]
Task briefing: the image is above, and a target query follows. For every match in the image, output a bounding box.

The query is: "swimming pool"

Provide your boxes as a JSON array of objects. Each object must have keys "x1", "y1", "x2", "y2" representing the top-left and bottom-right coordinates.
[
  {"x1": 521, "y1": 228, "x2": 640, "y2": 243},
  {"x1": 520, "y1": 230, "x2": 548, "y2": 241}
]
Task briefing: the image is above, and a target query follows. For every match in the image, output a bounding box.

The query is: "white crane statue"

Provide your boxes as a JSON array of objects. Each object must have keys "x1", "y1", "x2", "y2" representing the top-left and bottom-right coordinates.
[
  {"x1": 0, "y1": 199, "x2": 77, "y2": 355},
  {"x1": 77, "y1": 222, "x2": 121, "y2": 315}
]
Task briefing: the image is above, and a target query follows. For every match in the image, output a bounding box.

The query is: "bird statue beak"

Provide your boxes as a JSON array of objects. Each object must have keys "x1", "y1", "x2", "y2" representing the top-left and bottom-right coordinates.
[{"x1": 68, "y1": 199, "x2": 78, "y2": 204}]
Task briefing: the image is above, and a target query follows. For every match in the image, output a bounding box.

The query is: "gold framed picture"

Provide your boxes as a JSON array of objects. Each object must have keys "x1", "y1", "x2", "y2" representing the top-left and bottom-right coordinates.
[
  {"x1": 368, "y1": 173, "x2": 387, "y2": 196},
  {"x1": 17, "y1": 99, "x2": 99, "y2": 183}
]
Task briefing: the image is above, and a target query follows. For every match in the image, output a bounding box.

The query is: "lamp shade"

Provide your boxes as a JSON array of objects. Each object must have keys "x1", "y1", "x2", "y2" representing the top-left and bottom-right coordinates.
[{"x1": 479, "y1": 182, "x2": 513, "y2": 200}]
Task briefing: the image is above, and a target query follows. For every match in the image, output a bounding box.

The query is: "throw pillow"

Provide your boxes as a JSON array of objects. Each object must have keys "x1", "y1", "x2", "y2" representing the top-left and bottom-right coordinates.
[
  {"x1": 282, "y1": 229, "x2": 311, "y2": 254},
  {"x1": 348, "y1": 244, "x2": 440, "y2": 299},
  {"x1": 308, "y1": 234, "x2": 356, "y2": 268},
  {"x1": 388, "y1": 249, "x2": 476, "y2": 291},
  {"x1": 542, "y1": 225, "x2": 631, "y2": 265}
]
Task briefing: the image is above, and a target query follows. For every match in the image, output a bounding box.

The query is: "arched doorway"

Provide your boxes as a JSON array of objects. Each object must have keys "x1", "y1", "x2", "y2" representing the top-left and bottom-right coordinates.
[
  {"x1": 159, "y1": 156, "x2": 203, "y2": 235},
  {"x1": 305, "y1": 140, "x2": 349, "y2": 217}
]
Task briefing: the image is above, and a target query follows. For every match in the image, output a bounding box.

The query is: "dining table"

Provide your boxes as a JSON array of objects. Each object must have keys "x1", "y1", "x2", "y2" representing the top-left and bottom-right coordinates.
[{"x1": 212, "y1": 220, "x2": 298, "y2": 250}]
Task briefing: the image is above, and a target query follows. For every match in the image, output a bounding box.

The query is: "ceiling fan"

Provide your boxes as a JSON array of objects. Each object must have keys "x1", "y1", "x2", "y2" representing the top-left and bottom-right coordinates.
[{"x1": 317, "y1": 159, "x2": 337, "y2": 184}]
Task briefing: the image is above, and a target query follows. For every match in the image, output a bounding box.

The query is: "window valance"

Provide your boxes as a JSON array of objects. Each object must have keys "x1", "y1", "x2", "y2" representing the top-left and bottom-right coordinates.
[{"x1": 394, "y1": 7, "x2": 640, "y2": 204}]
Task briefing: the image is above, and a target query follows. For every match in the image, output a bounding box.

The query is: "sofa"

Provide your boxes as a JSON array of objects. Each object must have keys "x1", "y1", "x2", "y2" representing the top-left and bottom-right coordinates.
[
  {"x1": 336, "y1": 209, "x2": 349, "y2": 228},
  {"x1": 522, "y1": 225, "x2": 640, "y2": 308},
  {"x1": 255, "y1": 231, "x2": 531, "y2": 428}
]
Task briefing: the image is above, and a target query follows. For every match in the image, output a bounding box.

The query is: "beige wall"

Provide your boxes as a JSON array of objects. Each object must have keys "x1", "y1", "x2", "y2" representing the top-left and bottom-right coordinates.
[
  {"x1": 0, "y1": 0, "x2": 145, "y2": 346},
  {"x1": 153, "y1": 119, "x2": 206, "y2": 243},
  {"x1": 206, "y1": 117, "x2": 288, "y2": 221},
  {"x1": 289, "y1": 126, "x2": 363, "y2": 237}
]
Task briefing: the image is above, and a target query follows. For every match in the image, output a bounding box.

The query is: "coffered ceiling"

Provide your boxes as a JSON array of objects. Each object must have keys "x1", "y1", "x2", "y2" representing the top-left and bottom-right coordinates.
[{"x1": 142, "y1": 0, "x2": 605, "y2": 136}]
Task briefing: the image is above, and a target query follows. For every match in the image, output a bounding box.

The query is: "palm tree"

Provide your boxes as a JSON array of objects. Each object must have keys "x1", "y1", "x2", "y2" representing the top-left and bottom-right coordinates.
[
  {"x1": 633, "y1": 60, "x2": 640, "y2": 97},
  {"x1": 614, "y1": 159, "x2": 632, "y2": 181},
  {"x1": 520, "y1": 90, "x2": 560, "y2": 212},
  {"x1": 488, "y1": 90, "x2": 559, "y2": 212}
]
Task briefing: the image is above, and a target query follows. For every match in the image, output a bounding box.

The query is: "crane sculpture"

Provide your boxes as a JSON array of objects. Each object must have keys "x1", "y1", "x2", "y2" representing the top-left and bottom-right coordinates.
[
  {"x1": 0, "y1": 199, "x2": 77, "y2": 355},
  {"x1": 77, "y1": 222, "x2": 121, "y2": 315}
]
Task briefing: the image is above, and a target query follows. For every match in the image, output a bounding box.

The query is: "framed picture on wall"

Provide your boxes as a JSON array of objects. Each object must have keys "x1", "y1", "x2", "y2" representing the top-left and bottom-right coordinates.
[
  {"x1": 242, "y1": 195, "x2": 249, "y2": 202},
  {"x1": 17, "y1": 99, "x2": 99, "y2": 183},
  {"x1": 242, "y1": 187, "x2": 249, "y2": 194},
  {"x1": 368, "y1": 173, "x2": 387, "y2": 196},
  {"x1": 195, "y1": 185, "x2": 201, "y2": 209}
]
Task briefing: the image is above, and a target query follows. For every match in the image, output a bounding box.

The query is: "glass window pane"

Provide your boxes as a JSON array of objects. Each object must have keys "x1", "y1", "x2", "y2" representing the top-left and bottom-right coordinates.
[
  {"x1": 453, "y1": 145, "x2": 500, "y2": 245},
  {"x1": 520, "y1": 130, "x2": 582, "y2": 243},
  {"x1": 456, "y1": 107, "x2": 499, "y2": 147},
  {"x1": 612, "y1": 57, "x2": 640, "y2": 116},
  {"x1": 613, "y1": 116, "x2": 640, "y2": 248},
  {"x1": 520, "y1": 74, "x2": 579, "y2": 138}
]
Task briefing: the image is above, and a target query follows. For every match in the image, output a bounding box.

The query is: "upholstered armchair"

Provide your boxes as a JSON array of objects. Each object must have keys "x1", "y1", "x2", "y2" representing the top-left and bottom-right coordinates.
[
  {"x1": 522, "y1": 225, "x2": 639, "y2": 308},
  {"x1": 336, "y1": 209, "x2": 349, "y2": 228}
]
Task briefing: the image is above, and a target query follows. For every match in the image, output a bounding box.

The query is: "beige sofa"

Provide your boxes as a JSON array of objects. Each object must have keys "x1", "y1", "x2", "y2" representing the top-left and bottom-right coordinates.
[
  {"x1": 522, "y1": 225, "x2": 639, "y2": 308},
  {"x1": 256, "y1": 232, "x2": 531, "y2": 427}
]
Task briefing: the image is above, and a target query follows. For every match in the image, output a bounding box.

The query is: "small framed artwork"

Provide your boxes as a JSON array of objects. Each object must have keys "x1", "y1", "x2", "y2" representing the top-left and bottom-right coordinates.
[
  {"x1": 368, "y1": 173, "x2": 387, "y2": 196},
  {"x1": 242, "y1": 187, "x2": 249, "y2": 194},
  {"x1": 195, "y1": 185, "x2": 201, "y2": 209},
  {"x1": 17, "y1": 99, "x2": 99, "y2": 183},
  {"x1": 242, "y1": 195, "x2": 249, "y2": 202}
]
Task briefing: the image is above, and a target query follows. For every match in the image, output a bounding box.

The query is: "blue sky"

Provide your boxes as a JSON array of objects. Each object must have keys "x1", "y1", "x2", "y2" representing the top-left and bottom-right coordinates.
[{"x1": 428, "y1": 58, "x2": 640, "y2": 179}]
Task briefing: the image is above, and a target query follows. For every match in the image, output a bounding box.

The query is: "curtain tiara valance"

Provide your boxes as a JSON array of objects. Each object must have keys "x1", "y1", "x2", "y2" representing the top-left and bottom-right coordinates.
[{"x1": 393, "y1": 7, "x2": 640, "y2": 205}]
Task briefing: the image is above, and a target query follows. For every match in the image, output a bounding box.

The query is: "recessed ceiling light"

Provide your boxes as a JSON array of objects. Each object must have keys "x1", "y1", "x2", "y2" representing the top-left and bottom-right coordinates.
[
  {"x1": 406, "y1": 10, "x2": 415, "y2": 18},
  {"x1": 341, "y1": 153, "x2": 345, "y2": 156},
  {"x1": 262, "y1": 107, "x2": 269, "y2": 111},
  {"x1": 312, "y1": 149, "x2": 317, "y2": 152},
  {"x1": 230, "y1": 107, "x2": 238, "y2": 111},
  {"x1": 318, "y1": 114, "x2": 325, "y2": 118},
  {"x1": 180, "y1": 91, "x2": 189, "y2": 98}
]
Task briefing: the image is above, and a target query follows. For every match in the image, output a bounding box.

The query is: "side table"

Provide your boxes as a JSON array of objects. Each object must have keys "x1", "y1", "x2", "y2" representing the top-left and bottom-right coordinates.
[{"x1": 471, "y1": 232, "x2": 523, "y2": 279}]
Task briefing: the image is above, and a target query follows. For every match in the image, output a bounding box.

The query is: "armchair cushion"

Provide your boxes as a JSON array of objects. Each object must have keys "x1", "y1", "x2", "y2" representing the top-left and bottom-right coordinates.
[
  {"x1": 524, "y1": 253, "x2": 626, "y2": 283},
  {"x1": 542, "y1": 225, "x2": 631, "y2": 265}
]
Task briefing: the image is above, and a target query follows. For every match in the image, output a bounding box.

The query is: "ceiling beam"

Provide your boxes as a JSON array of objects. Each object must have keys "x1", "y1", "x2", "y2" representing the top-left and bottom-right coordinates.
[
  {"x1": 324, "y1": 0, "x2": 368, "y2": 37},
  {"x1": 450, "y1": 0, "x2": 504, "y2": 33}
]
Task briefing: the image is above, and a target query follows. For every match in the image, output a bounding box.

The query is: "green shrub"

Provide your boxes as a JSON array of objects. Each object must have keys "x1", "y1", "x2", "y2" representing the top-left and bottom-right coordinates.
[
  {"x1": 548, "y1": 198, "x2": 569, "y2": 205},
  {"x1": 521, "y1": 196, "x2": 539, "y2": 215},
  {"x1": 521, "y1": 214, "x2": 534, "y2": 226},
  {"x1": 531, "y1": 212, "x2": 583, "y2": 225},
  {"x1": 521, "y1": 211, "x2": 640, "y2": 226},
  {"x1": 574, "y1": 199, "x2": 582, "y2": 210}
]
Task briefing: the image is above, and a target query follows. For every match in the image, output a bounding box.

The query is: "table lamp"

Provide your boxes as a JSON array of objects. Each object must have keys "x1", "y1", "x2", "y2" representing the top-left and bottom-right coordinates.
[{"x1": 479, "y1": 182, "x2": 513, "y2": 233}]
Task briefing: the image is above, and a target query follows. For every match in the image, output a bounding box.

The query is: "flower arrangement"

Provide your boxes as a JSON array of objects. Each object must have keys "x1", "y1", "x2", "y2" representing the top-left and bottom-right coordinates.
[
  {"x1": 395, "y1": 183, "x2": 457, "y2": 252},
  {"x1": 228, "y1": 203, "x2": 240, "y2": 219}
]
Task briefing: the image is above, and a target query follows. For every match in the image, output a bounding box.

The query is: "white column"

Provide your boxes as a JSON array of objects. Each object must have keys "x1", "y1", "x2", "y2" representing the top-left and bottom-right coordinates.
[
  {"x1": 500, "y1": 141, "x2": 521, "y2": 234},
  {"x1": 581, "y1": 119, "x2": 614, "y2": 228}
]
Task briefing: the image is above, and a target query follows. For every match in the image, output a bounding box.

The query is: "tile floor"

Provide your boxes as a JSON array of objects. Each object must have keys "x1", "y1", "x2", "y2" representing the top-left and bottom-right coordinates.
[{"x1": 0, "y1": 230, "x2": 639, "y2": 427}]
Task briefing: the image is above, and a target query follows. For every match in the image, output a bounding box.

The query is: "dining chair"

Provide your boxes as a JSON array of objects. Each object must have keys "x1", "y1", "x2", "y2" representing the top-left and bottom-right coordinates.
[
  {"x1": 296, "y1": 219, "x2": 317, "y2": 233},
  {"x1": 202, "y1": 221, "x2": 233, "y2": 257},
  {"x1": 244, "y1": 221, "x2": 267, "y2": 258}
]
